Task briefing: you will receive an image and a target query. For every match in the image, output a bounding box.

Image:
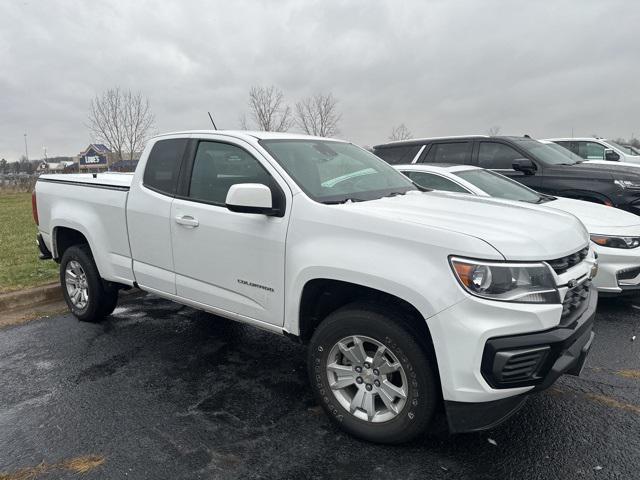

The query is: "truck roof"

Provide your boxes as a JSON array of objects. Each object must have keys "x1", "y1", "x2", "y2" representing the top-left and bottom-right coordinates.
[{"x1": 153, "y1": 130, "x2": 345, "y2": 143}]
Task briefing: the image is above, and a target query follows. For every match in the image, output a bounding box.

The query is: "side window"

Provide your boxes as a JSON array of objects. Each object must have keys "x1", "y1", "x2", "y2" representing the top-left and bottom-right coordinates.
[
  {"x1": 555, "y1": 141, "x2": 578, "y2": 155},
  {"x1": 477, "y1": 142, "x2": 523, "y2": 169},
  {"x1": 374, "y1": 145, "x2": 421, "y2": 164},
  {"x1": 424, "y1": 142, "x2": 471, "y2": 164},
  {"x1": 188, "y1": 141, "x2": 274, "y2": 205},
  {"x1": 143, "y1": 138, "x2": 188, "y2": 195},
  {"x1": 403, "y1": 171, "x2": 470, "y2": 193},
  {"x1": 578, "y1": 142, "x2": 605, "y2": 160}
]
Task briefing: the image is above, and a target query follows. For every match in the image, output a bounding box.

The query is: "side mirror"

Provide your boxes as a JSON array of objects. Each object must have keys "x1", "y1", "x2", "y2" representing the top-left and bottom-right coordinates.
[
  {"x1": 225, "y1": 183, "x2": 277, "y2": 215},
  {"x1": 604, "y1": 149, "x2": 620, "y2": 161},
  {"x1": 512, "y1": 158, "x2": 536, "y2": 175}
]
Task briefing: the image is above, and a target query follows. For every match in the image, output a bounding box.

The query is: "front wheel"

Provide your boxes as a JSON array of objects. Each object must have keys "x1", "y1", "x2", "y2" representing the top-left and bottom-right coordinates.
[
  {"x1": 308, "y1": 303, "x2": 439, "y2": 444},
  {"x1": 60, "y1": 245, "x2": 118, "y2": 322}
]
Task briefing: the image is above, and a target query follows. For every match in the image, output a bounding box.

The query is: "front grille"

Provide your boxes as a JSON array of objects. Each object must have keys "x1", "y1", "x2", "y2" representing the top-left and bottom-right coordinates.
[
  {"x1": 493, "y1": 346, "x2": 550, "y2": 385},
  {"x1": 617, "y1": 266, "x2": 640, "y2": 282},
  {"x1": 561, "y1": 280, "x2": 591, "y2": 326},
  {"x1": 546, "y1": 246, "x2": 589, "y2": 274}
]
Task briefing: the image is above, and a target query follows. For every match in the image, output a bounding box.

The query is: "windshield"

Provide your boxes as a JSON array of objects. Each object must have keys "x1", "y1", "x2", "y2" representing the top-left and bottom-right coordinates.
[
  {"x1": 260, "y1": 139, "x2": 416, "y2": 203},
  {"x1": 516, "y1": 139, "x2": 578, "y2": 165},
  {"x1": 455, "y1": 169, "x2": 547, "y2": 203},
  {"x1": 606, "y1": 140, "x2": 638, "y2": 156},
  {"x1": 545, "y1": 142, "x2": 584, "y2": 162}
]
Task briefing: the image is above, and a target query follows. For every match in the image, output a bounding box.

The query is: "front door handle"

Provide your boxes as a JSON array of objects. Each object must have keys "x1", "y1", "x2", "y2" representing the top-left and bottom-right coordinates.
[{"x1": 175, "y1": 215, "x2": 199, "y2": 228}]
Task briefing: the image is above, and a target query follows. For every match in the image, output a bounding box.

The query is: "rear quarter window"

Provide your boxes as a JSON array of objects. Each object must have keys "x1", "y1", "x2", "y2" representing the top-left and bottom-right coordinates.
[
  {"x1": 423, "y1": 142, "x2": 471, "y2": 164},
  {"x1": 143, "y1": 138, "x2": 188, "y2": 195},
  {"x1": 374, "y1": 145, "x2": 421, "y2": 164}
]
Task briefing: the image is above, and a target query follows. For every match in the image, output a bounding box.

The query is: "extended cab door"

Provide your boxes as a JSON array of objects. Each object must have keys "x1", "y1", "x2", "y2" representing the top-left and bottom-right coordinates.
[
  {"x1": 127, "y1": 137, "x2": 189, "y2": 295},
  {"x1": 170, "y1": 137, "x2": 290, "y2": 327},
  {"x1": 475, "y1": 140, "x2": 543, "y2": 190}
]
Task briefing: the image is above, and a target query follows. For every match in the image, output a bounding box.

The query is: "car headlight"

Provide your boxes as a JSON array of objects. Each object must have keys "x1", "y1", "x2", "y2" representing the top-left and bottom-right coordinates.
[
  {"x1": 450, "y1": 257, "x2": 560, "y2": 304},
  {"x1": 614, "y1": 179, "x2": 640, "y2": 190},
  {"x1": 590, "y1": 234, "x2": 640, "y2": 249}
]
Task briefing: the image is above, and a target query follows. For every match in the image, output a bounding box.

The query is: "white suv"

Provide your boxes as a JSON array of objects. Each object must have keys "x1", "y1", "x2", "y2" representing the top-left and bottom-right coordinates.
[{"x1": 546, "y1": 137, "x2": 640, "y2": 164}]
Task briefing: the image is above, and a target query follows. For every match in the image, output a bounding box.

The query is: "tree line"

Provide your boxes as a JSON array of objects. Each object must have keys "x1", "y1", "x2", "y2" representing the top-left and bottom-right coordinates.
[{"x1": 6, "y1": 84, "x2": 638, "y2": 171}]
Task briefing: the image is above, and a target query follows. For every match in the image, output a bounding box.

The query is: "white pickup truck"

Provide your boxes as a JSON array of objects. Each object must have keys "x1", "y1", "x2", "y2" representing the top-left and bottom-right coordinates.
[{"x1": 34, "y1": 131, "x2": 598, "y2": 443}]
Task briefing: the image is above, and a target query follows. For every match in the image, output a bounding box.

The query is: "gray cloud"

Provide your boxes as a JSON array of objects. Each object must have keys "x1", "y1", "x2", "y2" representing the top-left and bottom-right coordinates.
[{"x1": 1, "y1": 0, "x2": 639, "y2": 160}]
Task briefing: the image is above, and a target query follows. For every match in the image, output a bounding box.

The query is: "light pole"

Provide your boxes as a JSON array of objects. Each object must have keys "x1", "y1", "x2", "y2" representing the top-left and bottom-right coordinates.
[{"x1": 23, "y1": 133, "x2": 29, "y2": 161}]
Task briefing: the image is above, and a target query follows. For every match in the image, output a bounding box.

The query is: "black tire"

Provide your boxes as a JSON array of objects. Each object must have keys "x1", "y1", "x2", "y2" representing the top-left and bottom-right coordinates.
[
  {"x1": 59, "y1": 245, "x2": 118, "y2": 322},
  {"x1": 308, "y1": 302, "x2": 439, "y2": 444},
  {"x1": 100, "y1": 287, "x2": 119, "y2": 316}
]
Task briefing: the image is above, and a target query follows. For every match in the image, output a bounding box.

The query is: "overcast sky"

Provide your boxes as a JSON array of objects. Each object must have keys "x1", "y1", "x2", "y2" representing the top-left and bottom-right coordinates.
[{"x1": 1, "y1": 0, "x2": 639, "y2": 160}]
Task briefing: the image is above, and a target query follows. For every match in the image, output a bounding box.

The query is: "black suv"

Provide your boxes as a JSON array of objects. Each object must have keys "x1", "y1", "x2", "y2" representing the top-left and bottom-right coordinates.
[{"x1": 372, "y1": 136, "x2": 640, "y2": 214}]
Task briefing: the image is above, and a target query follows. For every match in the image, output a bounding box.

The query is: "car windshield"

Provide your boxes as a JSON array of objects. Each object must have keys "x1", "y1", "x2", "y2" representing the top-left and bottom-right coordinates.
[
  {"x1": 455, "y1": 168, "x2": 548, "y2": 203},
  {"x1": 606, "y1": 140, "x2": 638, "y2": 155},
  {"x1": 516, "y1": 139, "x2": 578, "y2": 165},
  {"x1": 260, "y1": 139, "x2": 417, "y2": 203},
  {"x1": 545, "y1": 142, "x2": 584, "y2": 162}
]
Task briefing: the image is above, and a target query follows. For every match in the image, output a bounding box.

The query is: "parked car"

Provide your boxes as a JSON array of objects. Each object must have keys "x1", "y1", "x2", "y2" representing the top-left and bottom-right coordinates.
[
  {"x1": 396, "y1": 163, "x2": 640, "y2": 297},
  {"x1": 34, "y1": 131, "x2": 597, "y2": 443},
  {"x1": 373, "y1": 135, "x2": 640, "y2": 215},
  {"x1": 544, "y1": 137, "x2": 640, "y2": 164},
  {"x1": 626, "y1": 145, "x2": 640, "y2": 156},
  {"x1": 540, "y1": 139, "x2": 640, "y2": 171}
]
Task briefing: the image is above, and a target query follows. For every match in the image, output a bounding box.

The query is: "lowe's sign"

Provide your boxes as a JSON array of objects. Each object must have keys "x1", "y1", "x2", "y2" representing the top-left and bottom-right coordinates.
[{"x1": 80, "y1": 154, "x2": 107, "y2": 166}]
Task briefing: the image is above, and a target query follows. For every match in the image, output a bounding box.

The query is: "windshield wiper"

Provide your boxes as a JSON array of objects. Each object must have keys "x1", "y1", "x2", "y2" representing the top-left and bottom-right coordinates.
[
  {"x1": 411, "y1": 182, "x2": 432, "y2": 192},
  {"x1": 384, "y1": 191, "x2": 407, "y2": 198},
  {"x1": 535, "y1": 194, "x2": 556, "y2": 203},
  {"x1": 322, "y1": 197, "x2": 366, "y2": 205}
]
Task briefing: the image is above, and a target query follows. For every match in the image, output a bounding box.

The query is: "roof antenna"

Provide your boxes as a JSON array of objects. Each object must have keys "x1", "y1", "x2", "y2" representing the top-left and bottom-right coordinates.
[{"x1": 207, "y1": 112, "x2": 218, "y2": 130}]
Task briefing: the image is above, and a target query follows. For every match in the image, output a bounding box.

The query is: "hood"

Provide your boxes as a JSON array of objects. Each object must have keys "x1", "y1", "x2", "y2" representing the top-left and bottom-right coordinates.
[
  {"x1": 346, "y1": 191, "x2": 588, "y2": 261},
  {"x1": 572, "y1": 161, "x2": 640, "y2": 179},
  {"x1": 546, "y1": 197, "x2": 640, "y2": 235}
]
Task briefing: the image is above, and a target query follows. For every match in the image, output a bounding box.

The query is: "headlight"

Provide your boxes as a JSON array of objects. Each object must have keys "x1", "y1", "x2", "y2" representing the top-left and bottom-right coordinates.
[
  {"x1": 614, "y1": 180, "x2": 640, "y2": 190},
  {"x1": 450, "y1": 257, "x2": 560, "y2": 304},
  {"x1": 590, "y1": 234, "x2": 640, "y2": 249}
]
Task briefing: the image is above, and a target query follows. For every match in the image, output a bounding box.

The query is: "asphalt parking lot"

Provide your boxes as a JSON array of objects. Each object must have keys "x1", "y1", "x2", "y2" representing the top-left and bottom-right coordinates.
[{"x1": 0, "y1": 293, "x2": 638, "y2": 480}]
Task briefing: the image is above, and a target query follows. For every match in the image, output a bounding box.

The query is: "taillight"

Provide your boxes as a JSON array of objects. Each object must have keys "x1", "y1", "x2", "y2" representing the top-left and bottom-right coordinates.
[{"x1": 32, "y1": 191, "x2": 39, "y2": 225}]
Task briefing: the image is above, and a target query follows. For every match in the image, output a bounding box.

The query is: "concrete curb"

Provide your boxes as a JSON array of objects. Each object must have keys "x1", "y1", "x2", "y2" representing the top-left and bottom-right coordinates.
[{"x1": 0, "y1": 283, "x2": 62, "y2": 312}]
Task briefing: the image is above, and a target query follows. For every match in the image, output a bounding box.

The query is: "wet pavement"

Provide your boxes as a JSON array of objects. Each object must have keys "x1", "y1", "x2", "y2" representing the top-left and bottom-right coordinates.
[{"x1": 0, "y1": 294, "x2": 638, "y2": 479}]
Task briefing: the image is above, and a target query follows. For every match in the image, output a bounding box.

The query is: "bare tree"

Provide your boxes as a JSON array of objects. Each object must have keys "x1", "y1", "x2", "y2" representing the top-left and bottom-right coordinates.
[
  {"x1": 295, "y1": 93, "x2": 341, "y2": 137},
  {"x1": 389, "y1": 124, "x2": 412, "y2": 141},
  {"x1": 244, "y1": 86, "x2": 292, "y2": 132},
  {"x1": 88, "y1": 87, "x2": 155, "y2": 161},
  {"x1": 0, "y1": 158, "x2": 6, "y2": 174},
  {"x1": 122, "y1": 90, "x2": 155, "y2": 160},
  {"x1": 487, "y1": 125, "x2": 501, "y2": 136},
  {"x1": 239, "y1": 113, "x2": 249, "y2": 130},
  {"x1": 18, "y1": 155, "x2": 33, "y2": 174}
]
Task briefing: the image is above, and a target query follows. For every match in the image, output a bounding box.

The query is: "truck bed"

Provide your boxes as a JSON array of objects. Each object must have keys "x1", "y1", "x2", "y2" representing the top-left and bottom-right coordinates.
[
  {"x1": 38, "y1": 172, "x2": 134, "y2": 190},
  {"x1": 36, "y1": 172, "x2": 135, "y2": 286}
]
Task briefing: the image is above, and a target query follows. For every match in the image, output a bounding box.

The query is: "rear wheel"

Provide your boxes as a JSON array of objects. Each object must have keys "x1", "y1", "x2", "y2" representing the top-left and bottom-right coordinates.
[
  {"x1": 308, "y1": 302, "x2": 439, "y2": 444},
  {"x1": 60, "y1": 245, "x2": 118, "y2": 322}
]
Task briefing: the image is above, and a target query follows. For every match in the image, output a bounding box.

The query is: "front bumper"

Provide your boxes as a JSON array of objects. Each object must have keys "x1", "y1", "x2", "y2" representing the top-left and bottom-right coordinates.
[
  {"x1": 445, "y1": 289, "x2": 596, "y2": 432},
  {"x1": 592, "y1": 244, "x2": 640, "y2": 296}
]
